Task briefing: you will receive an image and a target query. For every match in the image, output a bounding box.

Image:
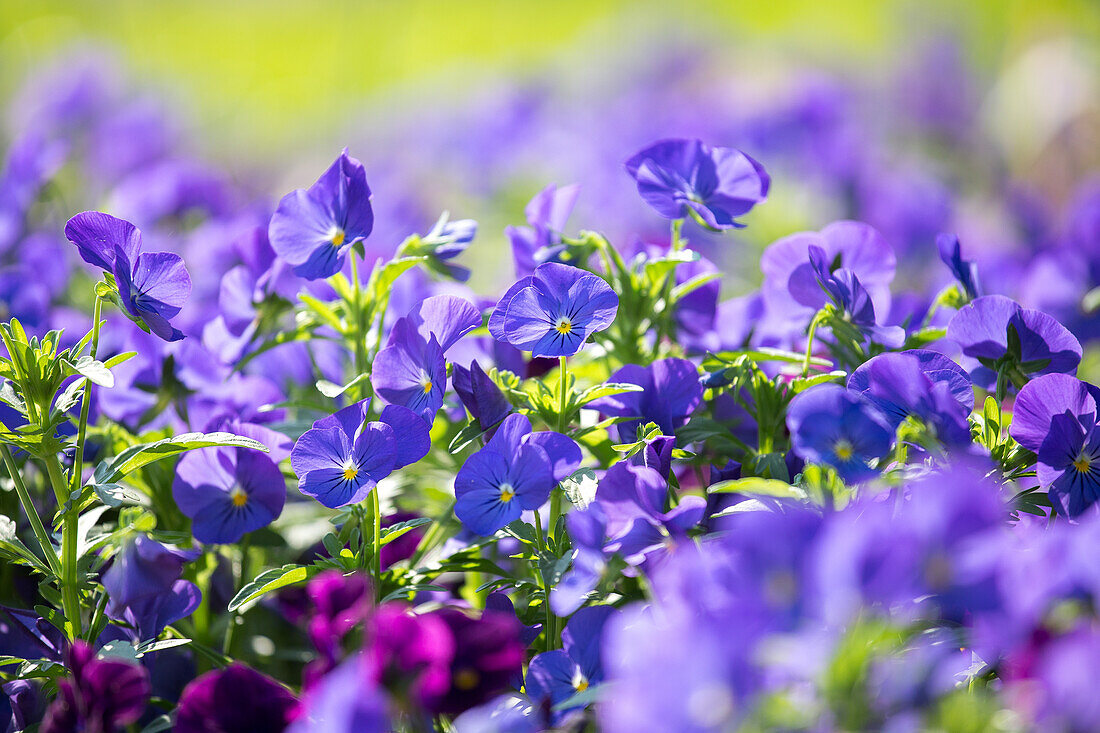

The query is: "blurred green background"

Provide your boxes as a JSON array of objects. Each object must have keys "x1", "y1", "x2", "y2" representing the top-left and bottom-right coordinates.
[{"x1": 2, "y1": 0, "x2": 1097, "y2": 160}]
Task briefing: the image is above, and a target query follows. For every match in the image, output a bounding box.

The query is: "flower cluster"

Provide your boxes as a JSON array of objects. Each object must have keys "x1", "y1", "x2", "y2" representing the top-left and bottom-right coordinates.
[{"x1": 0, "y1": 38, "x2": 1098, "y2": 733}]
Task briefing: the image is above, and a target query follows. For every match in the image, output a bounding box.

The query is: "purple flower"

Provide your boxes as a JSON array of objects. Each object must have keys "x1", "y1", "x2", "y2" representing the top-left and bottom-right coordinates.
[
  {"x1": 40, "y1": 641, "x2": 150, "y2": 733},
  {"x1": 551, "y1": 504, "x2": 608, "y2": 616},
  {"x1": 1010, "y1": 374, "x2": 1100, "y2": 517},
  {"x1": 268, "y1": 150, "x2": 373, "y2": 280},
  {"x1": 371, "y1": 295, "x2": 481, "y2": 422},
  {"x1": 172, "y1": 423, "x2": 288, "y2": 544},
  {"x1": 936, "y1": 233, "x2": 981, "y2": 299},
  {"x1": 429, "y1": 607, "x2": 526, "y2": 716},
  {"x1": 290, "y1": 656, "x2": 392, "y2": 733},
  {"x1": 64, "y1": 211, "x2": 192, "y2": 341},
  {"x1": 305, "y1": 570, "x2": 372, "y2": 673},
  {"x1": 525, "y1": 606, "x2": 615, "y2": 721},
  {"x1": 786, "y1": 385, "x2": 893, "y2": 483},
  {"x1": 847, "y1": 350, "x2": 973, "y2": 445},
  {"x1": 290, "y1": 399, "x2": 429, "y2": 508},
  {"x1": 175, "y1": 664, "x2": 298, "y2": 733},
  {"x1": 454, "y1": 413, "x2": 580, "y2": 535},
  {"x1": 488, "y1": 263, "x2": 617, "y2": 358},
  {"x1": 506, "y1": 183, "x2": 580, "y2": 277},
  {"x1": 624, "y1": 139, "x2": 769, "y2": 229},
  {"x1": 365, "y1": 604, "x2": 452, "y2": 706},
  {"x1": 407, "y1": 212, "x2": 476, "y2": 282},
  {"x1": 946, "y1": 295, "x2": 1081, "y2": 381},
  {"x1": 595, "y1": 462, "x2": 705, "y2": 568},
  {"x1": 100, "y1": 536, "x2": 201, "y2": 642},
  {"x1": 586, "y1": 358, "x2": 703, "y2": 442},
  {"x1": 451, "y1": 359, "x2": 513, "y2": 432}
]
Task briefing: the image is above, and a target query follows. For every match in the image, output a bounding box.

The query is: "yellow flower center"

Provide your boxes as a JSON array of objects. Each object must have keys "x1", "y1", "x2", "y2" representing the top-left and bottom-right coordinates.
[
  {"x1": 834, "y1": 439, "x2": 854, "y2": 461},
  {"x1": 421, "y1": 379, "x2": 433, "y2": 394},
  {"x1": 230, "y1": 488, "x2": 248, "y2": 508},
  {"x1": 1074, "y1": 454, "x2": 1092, "y2": 473},
  {"x1": 343, "y1": 464, "x2": 359, "y2": 481},
  {"x1": 572, "y1": 668, "x2": 589, "y2": 692},
  {"x1": 499, "y1": 483, "x2": 515, "y2": 503},
  {"x1": 454, "y1": 668, "x2": 479, "y2": 690},
  {"x1": 555, "y1": 318, "x2": 573, "y2": 335},
  {"x1": 330, "y1": 228, "x2": 346, "y2": 247}
]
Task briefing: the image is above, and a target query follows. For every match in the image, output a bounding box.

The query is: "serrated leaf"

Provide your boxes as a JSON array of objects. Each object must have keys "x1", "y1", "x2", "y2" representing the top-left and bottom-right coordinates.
[
  {"x1": 228, "y1": 564, "x2": 317, "y2": 612},
  {"x1": 66, "y1": 356, "x2": 114, "y2": 388},
  {"x1": 92, "y1": 432, "x2": 268, "y2": 487},
  {"x1": 380, "y1": 517, "x2": 432, "y2": 547},
  {"x1": 93, "y1": 483, "x2": 144, "y2": 508},
  {"x1": 560, "y1": 468, "x2": 598, "y2": 509},
  {"x1": 316, "y1": 372, "x2": 371, "y2": 399},
  {"x1": 789, "y1": 371, "x2": 847, "y2": 394},
  {"x1": 135, "y1": 638, "x2": 192, "y2": 656}
]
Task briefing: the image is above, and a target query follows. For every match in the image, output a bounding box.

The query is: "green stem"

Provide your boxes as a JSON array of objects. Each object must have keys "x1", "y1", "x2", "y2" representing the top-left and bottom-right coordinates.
[
  {"x1": 70, "y1": 297, "x2": 102, "y2": 497},
  {"x1": 533, "y1": 510, "x2": 556, "y2": 650},
  {"x1": 802, "y1": 313, "x2": 822, "y2": 377},
  {"x1": 408, "y1": 500, "x2": 455, "y2": 569},
  {"x1": 45, "y1": 456, "x2": 81, "y2": 637},
  {"x1": 349, "y1": 249, "x2": 368, "y2": 394},
  {"x1": 2, "y1": 445, "x2": 60, "y2": 575},
  {"x1": 670, "y1": 218, "x2": 684, "y2": 253},
  {"x1": 223, "y1": 536, "x2": 251, "y2": 654},
  {"x1": 557, "y1": 357, "x2": 569, "y2": 434},
  {"x1": 370, "y1": 488, "x2": 382, "y2": 602}
]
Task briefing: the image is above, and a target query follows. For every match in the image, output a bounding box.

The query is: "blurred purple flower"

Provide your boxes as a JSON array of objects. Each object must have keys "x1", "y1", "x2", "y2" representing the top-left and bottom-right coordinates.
[
  {"x1": 100, "y1": 536, "x2": 201, "y2": 642},
  {"x1": 507, "y1": 184, "x2": 580, "y2": 277},
  {"x1": 175, "y1": 664, "x2": 298, "y2": 733},
  {"x1": 625, "y1": 139, "x2": 769, "y2": 229},
  {"x1": 40, "y1": 641, "x2": 150, "y2": 733},
  {"x1": 525, "y1": 606, "x2": 616, "y2": 721}
]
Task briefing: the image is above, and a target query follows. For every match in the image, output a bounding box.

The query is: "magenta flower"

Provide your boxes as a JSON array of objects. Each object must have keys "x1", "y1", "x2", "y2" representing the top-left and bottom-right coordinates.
[
  {"x1": 40, "y1": 641, "x2": 150, "y2": 733},
  {"x1": 175, "y1": 664, "x2": 298, "y2": 733}
]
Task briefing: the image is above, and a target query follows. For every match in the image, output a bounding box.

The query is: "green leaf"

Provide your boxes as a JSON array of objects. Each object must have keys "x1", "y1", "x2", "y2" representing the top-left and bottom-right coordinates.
[
  {"x1": 135, "y1": 638, "x2": 192, "y2": 656},
  {"x1": 92, "y1": 431, "x2": 269, "y2": 487},
  {"x1": 380, "y1": 584, "x2": 448, "y2": 603},
  {"x1": 97, "y1": 640, "x2": 139, "y2": 662},
  {"x1": 575, "y1": 382, "x2": 645, "y2": 407},
  {"x1": 316, "y1": 372, "x2": 371, "y2": 399},
  {"x1": 298, "y1": 293, "x2": 345, "y2": 333},
  {"x1": 709, "y1": 477, "x2": 803, "y2": 499},
  {"x1": 103, "y1": 351, "x2": 137, "y2": 369},
  {"x1": 709, "y1": 347, "x2": 831, "y2": 367},
  {"x1": 380, "y1": 517, "x2": 432, "y2": 547},
  {"x1": 64, "y1": 355, "x2": 115, "y2": 388},
  {"x1": 670, "y1": 271, "x2": 722, "y2": 301},
  {"x1": 228, "y1": 564, "x2": 318, "y2": 612},
  {"x1": 140, "y1": 715, "x2": 174, "y2": 733},
  {"x1": 93, "y1": 482, "x2": 144, "y2": 508},
  {"x1": 560, "y1": 468, "x2": 598, "y2": 509},
  {"x1": 789, "y1": 371, "x2": 847, "y2": 394}
]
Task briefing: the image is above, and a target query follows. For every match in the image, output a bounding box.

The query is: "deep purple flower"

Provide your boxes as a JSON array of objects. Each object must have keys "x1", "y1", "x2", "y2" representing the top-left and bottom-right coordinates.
[
  {"x1": 625, "y1": 139, "x2": 769, "y2": 229},
  {"x1": 454, "y1": 413, "x2": 580, "y2": 535},
  {"x1": 306, "y1": 570, "x2": 372, "y2": 671},
  {"x1": 0, "y1": 605, "x2": 64, "y2": 662},
  {"x1": 365, "y1": 604, "x2": 453, "y2": 706},
  {"x1": 525, "y1": 606, "x2": 615, "y2": 721},
  {"x1": 488, "y1": 263, "x2": 617, "y2": 357},
  {"x1": 172, "y1": 423, "x2": 288, "y2": 544},
  {"x1": 586, "y1": 358, "x2": 703, "y2": 442},
  {"x1": 100, "y1": 536, "x2": 201, "y2": 641},
  {"x1": 947, "y1": 295, "x2": 1081, "y2": 381},
  {"x1": 268, "y1": 150, "x2": 373, "y2": 280},
  {"x1": 1010, "y1": 374, "x2": 1100, "y2": 517},
  {"x1": 786, "y1": 385, "x2": 893, "y2": 483},
  {"x1": 371, "y1": 295, "x2": 481, "y2": 422},
  {"x1": 847, "y1": 350, "x2": 973, "y2": 445},
  {"x1": 429, "y1": 607, "x2": 526, "y2": 716},
  {"x1": 936, "y1": 232, "x2": 981, "y2": 299},
  {"x1": 64, "y1": 211, "x2": 192, "y2": 341},
  {"x1": 175, "y1": 664, "x2": 298, "y2": 733},
  {"x1": 2, "y1": 679, "x2": 44, "y2": 733},
  {"x1": 506, "y1": 183, "x2": 580, "y2": 276},
  {"x1": 40, "y1": 641, "x2": 150, "y2": 733},
  {"x1": 290, "y1": 399, "x2": 429, "y2": 508},
  {"x1": 451, "y1": 359, "x2": 513, "y2": 432}
]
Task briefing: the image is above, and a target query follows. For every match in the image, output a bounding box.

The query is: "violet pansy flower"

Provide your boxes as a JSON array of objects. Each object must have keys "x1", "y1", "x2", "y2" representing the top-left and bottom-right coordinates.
[
  {"x1": 175, "y1": 664, "x2": 298, "y2": 733},
  {"x1": 506, "y1": 183, "x2": 580, "y2": 277},
  {"x1": 268, "y1": 149, "x2": 373, "y2": 280},
  {"x1": 454, "y1": 413, "x2": 580, "y2": 536},
  {"x1": 172, "y1": 422, "x2": 289, "y2": 544},
  {"x1": 371, "y1": 295, "x2": 481, "y2": 423},
  {"x1": 947, "y1": 295, "x2": 1081, "y2": 384},
  {"x1": 625, "y1": 139, "x2": 769, "y2": 229},
  {"x1": 586, "y1": 358, "x2": 703, "y2": 442},
  {"x1": 100, "y1": 536, "x2": 201, "y2": 642},
  {"x1": 525, "y1": 606, "x2": 616, "y2": 722},
  {"x1": 451, "y1": 359, "x2": 513, "y2": 433},
  {"x1": 786, "y1": 384, "x2": 893, "y2": 483},
  {"x1": 40, "y1": 641, "x2": 150, "y2": 733},
  {"x1": 936, "y1": 232, "x2": 981, "y2": 300},
  {"x1": 64, "y1": 211, "x2": 191, "y2": 341},
  {"x1": 1010, "y1": 374, "x2": 1100, "y2": 517},
  {"x1": 291, "y1": 399, "x2": 429, "y2": 509},
  {"x1": 489, "y1": 262, "x2": 617, "y2": 358}
]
